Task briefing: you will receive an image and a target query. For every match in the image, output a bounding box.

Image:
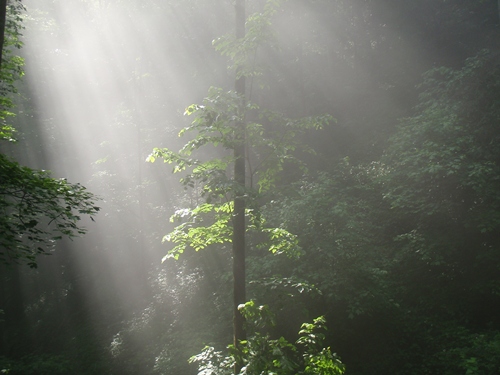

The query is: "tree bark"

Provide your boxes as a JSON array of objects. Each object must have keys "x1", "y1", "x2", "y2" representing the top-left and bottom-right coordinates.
[
  {"x1": 0, "y1": 0, "x2": 7, "y2": 68},
  {"x1": 232, "y1": 0, "x2": 246, "y2": 373}
]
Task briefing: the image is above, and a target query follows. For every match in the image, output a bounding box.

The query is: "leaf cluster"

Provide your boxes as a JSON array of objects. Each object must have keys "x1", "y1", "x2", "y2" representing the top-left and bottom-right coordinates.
[
  {"x1": 0, "y1": 154, "x2": 100, "y2": 268},
  {"x1": 148, "y1": 85, "x2": 331, "y2": 260},
  {"x1": 213, "y1": 0, "x2": 285, "y2": 79},
  {"x1": 0, "y1": 0, "x2": 25, "y2": 142},
  {"x1": 266, "y1": 49, "x2": 500, "y2": 373},
  {"x1": 189, "y1": 302, "x2": 344, "y2": 375},
  {"x1": 382, "y1": 49, "x2": 500, "y2": 233}
]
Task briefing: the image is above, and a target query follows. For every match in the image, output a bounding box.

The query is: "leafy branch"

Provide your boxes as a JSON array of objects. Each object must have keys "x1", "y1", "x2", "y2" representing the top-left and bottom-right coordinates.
[
  {"x1": 148, "y1": 86, "x2": 331, "y2": 261},
  {"x1": 189, "y1": 302, "x2": 345, "y2": 375},
  {"x1": 0, "y1": 154, "x2": 100, "y2": 268}
]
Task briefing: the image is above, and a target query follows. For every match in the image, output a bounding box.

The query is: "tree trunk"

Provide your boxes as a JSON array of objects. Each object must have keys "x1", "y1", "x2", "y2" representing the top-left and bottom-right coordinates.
[
  {"x1": 232, "y1": 0, "x2": 246, "y2": 373},
  {"x1": 0, "y1": 0, "x2": 7, "y2": 68}
]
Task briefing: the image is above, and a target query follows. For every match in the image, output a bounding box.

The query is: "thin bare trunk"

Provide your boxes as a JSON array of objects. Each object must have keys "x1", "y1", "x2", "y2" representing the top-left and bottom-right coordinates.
[
  {"x1": 0, "y1": 0, "x2": 7, "y2": 69},
  {"x1": 232, "y1": 0, "x2": 246, "y2": 373}
]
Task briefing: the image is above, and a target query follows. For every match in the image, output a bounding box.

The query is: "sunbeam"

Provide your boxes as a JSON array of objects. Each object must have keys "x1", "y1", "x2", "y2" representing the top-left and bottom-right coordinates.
[{"x1": 1, "y1": 0, "x2": 499, "y2": 374}]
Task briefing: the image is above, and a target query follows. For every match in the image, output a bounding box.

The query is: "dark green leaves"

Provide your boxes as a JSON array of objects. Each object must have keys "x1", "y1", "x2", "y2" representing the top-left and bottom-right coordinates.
[
  {"x1": 382, "y1": 50, "x2": 500, "y2": 233},
  {"x1": 0, "y1": 154, "x2": 100, "y2": 267}
]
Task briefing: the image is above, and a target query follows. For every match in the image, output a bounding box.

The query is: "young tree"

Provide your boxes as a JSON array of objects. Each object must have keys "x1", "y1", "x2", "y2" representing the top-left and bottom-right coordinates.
[
  {"x1": 232, "y1": 1, "x2": 247, "y2": 368},
  {"x1": 148, "y1": 0, "x2": 333, "y2": 373}
]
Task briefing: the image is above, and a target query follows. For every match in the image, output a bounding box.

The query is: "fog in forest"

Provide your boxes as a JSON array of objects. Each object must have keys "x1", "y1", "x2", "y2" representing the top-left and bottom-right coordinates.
[{"x1": 1, "y1": 0, "x2": 499, "y2": 374}]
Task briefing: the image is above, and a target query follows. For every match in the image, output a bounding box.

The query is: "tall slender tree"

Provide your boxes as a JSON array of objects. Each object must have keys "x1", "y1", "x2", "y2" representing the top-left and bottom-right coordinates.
[
  {"x1": 148, "y1": 1, "x2": 332, "y2": 372},
  {"x1": 232, "y1": 0, "x2": 246, "y2": 372},
  {"x1": 0, "y1": 0, "x2": 7, "y2": 65}
]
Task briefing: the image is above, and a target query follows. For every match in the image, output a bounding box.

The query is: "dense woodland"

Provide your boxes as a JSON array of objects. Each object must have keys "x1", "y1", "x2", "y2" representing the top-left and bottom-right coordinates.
[{"x1": 1, "y1": 0, "x2": 500, "y2": 374}]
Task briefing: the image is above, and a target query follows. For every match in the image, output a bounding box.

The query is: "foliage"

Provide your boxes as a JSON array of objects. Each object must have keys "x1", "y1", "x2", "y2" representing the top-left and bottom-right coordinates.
[
  {"x1": 189, "y1": 301, "x2": 344, "y2": 375},
  {"x1": 0, "y1": 0, "x2": 25, "y2": 142},
  {"x1": 382, "y1": 49, "x2": 500, "y2": 233},
  {"x1": 436, "y1": 330, "x2": 500, "y2": 375},
  {"x1": 0, "y1": 1, "x2": 100, "y2": 268},
  {"x1": 148, "y1": 86, "x2": 330, "y2": 260},
  {"x1": 213, "y1": 0, "x2": 284, "y2": 79},
  {"x1": 1, "y1": 0, "x2": 499, "y2": 374},
  {"x1": 265, "y1": 48, "x2": 500, "y2": 374},
  {"x1": 0, "y1": 354, "x2": 73, "y2": 375},
  {"x1": 270, "y1": 159, "x2": 393, "y2": 319},
  {"x1": 0, "y1": 154, "x2": 100, "y2": 267},
  {"x1": 375, "y1": 49, "x2": 500, "y2": 374}
]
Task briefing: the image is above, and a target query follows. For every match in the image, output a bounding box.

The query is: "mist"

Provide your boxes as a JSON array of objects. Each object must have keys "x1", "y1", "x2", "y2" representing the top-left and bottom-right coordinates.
[{"x1": 1, "y1": 0, "x2": 499, "y2": 374}]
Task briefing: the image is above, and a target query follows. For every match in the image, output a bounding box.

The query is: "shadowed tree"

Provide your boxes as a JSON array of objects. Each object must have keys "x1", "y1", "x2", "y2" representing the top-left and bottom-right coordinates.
[
  {"x1": 0, "y1": 0, "x2": 6, "y2": 64},
  {"x1": 232, "y1": 0, "x2": 246, "y2": 372}
]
